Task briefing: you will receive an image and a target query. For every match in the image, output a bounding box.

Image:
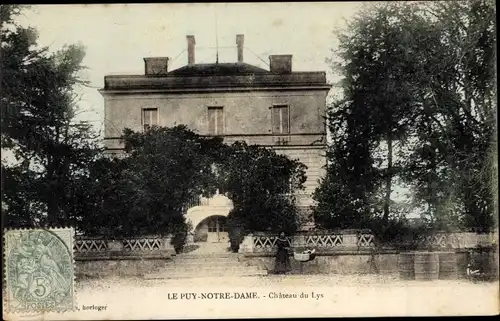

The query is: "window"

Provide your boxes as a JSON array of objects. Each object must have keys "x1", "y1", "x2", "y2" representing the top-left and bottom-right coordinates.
[
  {"x1": 208, "y1": 219, "x2": 217, "y2": 232},
  {"x1": 142, "y1": 108, "x2": 158, "y2": 131},
  {"x1": 207, "y1": 217, "x2": 227, "y2": 232},
  {"x1": 219, "y1": 220, "x2": 228, "y2": 232},
  {"x1": 208, "y1": 107, "x2": 224, "y2": 135},
  {"x1": 271, "y1": 105, "x2": 289, "y2": 134}
]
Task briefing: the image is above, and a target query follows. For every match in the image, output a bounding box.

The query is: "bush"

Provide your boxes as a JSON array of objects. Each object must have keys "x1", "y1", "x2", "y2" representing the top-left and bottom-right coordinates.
[
  {"x1": 171, "y1": 231, "x2": 187, "y2": 254},
  {"x1": 171, "y1": 221, "x2": 191, "y2": 253},
  {"x1": 368, "y1": 217, "x2": 428, "y2": 249},
  {"x1": 227, "y1": 216, "x2": 246, "y2": 252}
]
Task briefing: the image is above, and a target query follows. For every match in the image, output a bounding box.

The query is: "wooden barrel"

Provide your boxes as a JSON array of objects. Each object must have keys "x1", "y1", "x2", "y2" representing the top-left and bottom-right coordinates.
[
  {"x1": 398, "y1": 252, "x2": 415, "y2": 280},
  {"x1": 489, "y1": 250, "x2": 499, "y2": 279},
  {"x1": 414, "y1": 252, "x2": 439, "y2": 281},
  {"x1": 455, "y1": 251, "x2": 470, "y2": 279},
  {"x1": 438, "y1": 252, "x2": 458, "y2": 280}
]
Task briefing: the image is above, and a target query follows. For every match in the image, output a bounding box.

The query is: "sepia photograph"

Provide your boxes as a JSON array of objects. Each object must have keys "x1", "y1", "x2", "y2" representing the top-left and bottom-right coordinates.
[{"x1": 1, "y1": 1, "x2": 498, "y2": 319}]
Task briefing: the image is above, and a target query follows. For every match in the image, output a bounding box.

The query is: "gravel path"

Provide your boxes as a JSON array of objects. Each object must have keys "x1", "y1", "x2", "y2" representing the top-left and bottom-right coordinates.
[{"x1": 76, "y1": 273, "x2": 483, "y2": 289}]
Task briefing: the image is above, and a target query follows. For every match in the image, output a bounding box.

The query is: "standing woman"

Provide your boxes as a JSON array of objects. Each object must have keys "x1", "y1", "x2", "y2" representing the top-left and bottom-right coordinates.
[{"x1": 274, "y1": 231, "x2": 291, "y2": 274}]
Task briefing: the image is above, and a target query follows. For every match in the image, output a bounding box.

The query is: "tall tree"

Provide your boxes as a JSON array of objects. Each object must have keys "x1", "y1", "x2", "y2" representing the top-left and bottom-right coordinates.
[
  {"x1": 1, "y1": 5, "x2": 101, "y2": 228},
  {"x1": 316, "y1": 0, "x2": 496, "y2": 233},
  {"x1": 313, "y1": 101, "x2": 381, "y2": 229},
  {"x1": 315, "y1": 3, "x2": 429, "y2": 230},
  {"x1": 408, "y1": 0, "x2": 496, "y2": 231}
]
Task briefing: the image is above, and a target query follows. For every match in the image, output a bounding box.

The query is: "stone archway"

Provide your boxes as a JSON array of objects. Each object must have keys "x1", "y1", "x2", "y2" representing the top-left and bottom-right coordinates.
[
  {"x1": 194, "y1": 215, "x2": 228, "y2": 243},
  {"x1": 186, "y1": 192, "x2": 233, "y2": 243}
]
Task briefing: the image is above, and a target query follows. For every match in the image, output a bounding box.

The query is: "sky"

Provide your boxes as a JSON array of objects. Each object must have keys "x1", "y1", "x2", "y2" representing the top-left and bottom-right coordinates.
[{"x1": 16, "y1": 2, "x2": 364, "y2": 136}]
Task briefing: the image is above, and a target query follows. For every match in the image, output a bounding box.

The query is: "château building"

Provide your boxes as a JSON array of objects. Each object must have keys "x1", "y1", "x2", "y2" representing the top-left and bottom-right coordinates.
[{"x1": 99, "y1": 35, "x2": 330, "y2": 242}]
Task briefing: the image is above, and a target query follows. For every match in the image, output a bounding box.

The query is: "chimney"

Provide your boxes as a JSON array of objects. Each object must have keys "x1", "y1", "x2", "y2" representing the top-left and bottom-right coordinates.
[
  {"x1": 269, "y1": 55, "x2": 292, "y2": 74},
  {"x1": 236, "y1": 34, "x2": 244, "y2": 63},
  {"x1": 143, "y1": 57, "x2": 169, "y2": 75},
  {"x1": 187, "y1": 35, "x2": 196, "y2": 65}
]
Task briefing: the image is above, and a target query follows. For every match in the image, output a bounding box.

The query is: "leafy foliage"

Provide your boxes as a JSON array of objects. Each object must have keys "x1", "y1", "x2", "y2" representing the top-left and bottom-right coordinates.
[
  {"x1": 73, "y1": 125, "x2": 306, "y2": 245},
  {"x1": 227, "y1": 215, "x2": 246, "y2": 252},
  {"x1": 220, "y1": 142, "x2": 307, "y2": 238},
  {"x1": 74, "y1": 125, "x2": 225, "y2": 238},
  {"x1": 399, "y1": 0, "x2": 496, "y2": 232},
  {"x1": 312, "y1": 138, "x2": 380, "y2": 229},
  {"x1": 315, "y1": 0, "x2": 496, "y2": 235},
  {"x1": 1, "y1": 5, "x2": 101, "y2": 228}
]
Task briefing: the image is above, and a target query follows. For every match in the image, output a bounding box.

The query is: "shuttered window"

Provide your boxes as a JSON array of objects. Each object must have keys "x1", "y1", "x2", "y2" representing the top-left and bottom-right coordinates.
[
  {"x1": 142, "y1": 108, "x2": 158, "y2": 131},
  {"x1": 208, "y1": 107, "x2": 224, "y2": 135},
  {"x1": 271, "y1": 105, "x2": 289, "y2": 134}
]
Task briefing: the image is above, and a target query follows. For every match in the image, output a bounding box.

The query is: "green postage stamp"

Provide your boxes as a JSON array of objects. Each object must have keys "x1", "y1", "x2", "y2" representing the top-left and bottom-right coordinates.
[{"x1": 4, "y1": 228, "x2": 76, "y2": 313}]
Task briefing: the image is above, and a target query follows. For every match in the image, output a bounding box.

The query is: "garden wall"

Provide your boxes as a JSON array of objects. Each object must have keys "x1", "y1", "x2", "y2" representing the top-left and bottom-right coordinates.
[
  {"x1": 239, "y1": 230, "x2": 498, "y2": 276},
  {"x1": 74, "y1": 236, "x2": 175, "y2": 278},
  {"x1": 243, "y1": 249, "x2": 497, "y2": 277},
  {"x1": 242, "y1": 251, "x2": 400, "y2": 275},
  {"x1": 238, "y1": 230, "x2": 499, "y2": 254},
  {"x1": 73, "y1": 231, "x2": 498, "y2": 278}
]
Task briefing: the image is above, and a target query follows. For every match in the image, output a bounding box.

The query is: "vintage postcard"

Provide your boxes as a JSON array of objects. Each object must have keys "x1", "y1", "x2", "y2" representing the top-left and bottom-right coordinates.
[{"x1": 1, "y1": 2, "x2": 498, "y2": 320}]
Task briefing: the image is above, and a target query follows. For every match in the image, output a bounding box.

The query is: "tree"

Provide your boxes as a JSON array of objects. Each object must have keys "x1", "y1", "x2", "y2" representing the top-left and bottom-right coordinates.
[
  {"x1": 400, "y1": 0, "x2": 496, "y2": 231},
  {"x1": 1, "y1": 5, "x2": 101, "y2": 228},
  {"x1": 313, "y1": 106, "x2": 381, "y2": 229},
  {"x1": 220, "y1": 142, "x2": 307, "y2": 238},
  {"x1": 75, "y1": 125, "x2": 225, "y2": 239},
  {"x1": 316, "y1": 0, "x2": 496, "y2": 233},
  {"x1": 315, "y1": 3, "x2": 427, "y2": 230},
  {"x1": 433, "y1": 0, "x2": 495, "y2": 232},
  {"x1": 74, "y1": 126, "x2": 307, "y2": 250}
]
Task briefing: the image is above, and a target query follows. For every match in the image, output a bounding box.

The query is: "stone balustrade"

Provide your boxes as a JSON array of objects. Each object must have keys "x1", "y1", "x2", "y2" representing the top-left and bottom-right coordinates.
[
  {"x1": 74, "y1": 235, "x2": 176, "y2": 259},
  {"x1": 74, "y1": 238, "x2": 108, "y2": 253},
  {"x1": 414, "y1": 231, "x2": 498, "y2": 249},
  {"x1": 73, "y1": 231, "x2": 497, "y2": 257},
  {"x1": 239, "y1": 231, "x2": 375, "y2": 254},
  {"x1": 238, "y1": 230, "x2": 498, "y2": 254}
]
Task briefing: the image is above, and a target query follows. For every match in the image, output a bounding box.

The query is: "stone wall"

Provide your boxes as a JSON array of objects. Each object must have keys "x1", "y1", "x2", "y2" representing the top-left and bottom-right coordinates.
[
  {"x1": 74, "y1": 236, "x2": 176, "y2": 279},
  {"x1": 76, "y1": 257, "x2": 171, "y2": 278},
  {"x1": 274, "y1": 147, "x2": 326, "y2": 198},
  {"x1": 243, "y1": 251, "x2": 400, "y2": 275},
  {"x1": 74, "y1": 231, "x2": 497, "y2": 278},
  {"x1": 238, "y1": 230, "x2": 499, "y2": 254},
  {"x1": 193, "y1": 221, "x2": 209, "y2": 242},
  {"x1": 243, "y1": 249, "x2": 497, "y2": 277},
  {"x1": 239, "y1": 230, "x2": 498, "y2": 277},
  {"x1": 103, "y1": 90, "x2": 327, "y2": 140}
]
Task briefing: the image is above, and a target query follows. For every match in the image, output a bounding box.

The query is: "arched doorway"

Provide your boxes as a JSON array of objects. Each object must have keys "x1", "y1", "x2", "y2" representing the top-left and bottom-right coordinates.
[
  {"x1": 194, "y1": 215, "x2": 228, "y2": 243},
  {"x1": 186, "y1": 192, "x2": 233, "y2": 243}
]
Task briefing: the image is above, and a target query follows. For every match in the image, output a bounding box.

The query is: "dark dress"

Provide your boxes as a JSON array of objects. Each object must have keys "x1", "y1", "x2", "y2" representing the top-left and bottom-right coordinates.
[{"x1": 274, "y1": 237, "x2": 291, "y2": 274}]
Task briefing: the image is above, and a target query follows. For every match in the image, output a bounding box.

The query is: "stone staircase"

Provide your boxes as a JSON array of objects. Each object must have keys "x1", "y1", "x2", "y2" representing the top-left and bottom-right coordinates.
[{"x1": 144, "y1": 253, "x2": 268, "y2": 279}]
